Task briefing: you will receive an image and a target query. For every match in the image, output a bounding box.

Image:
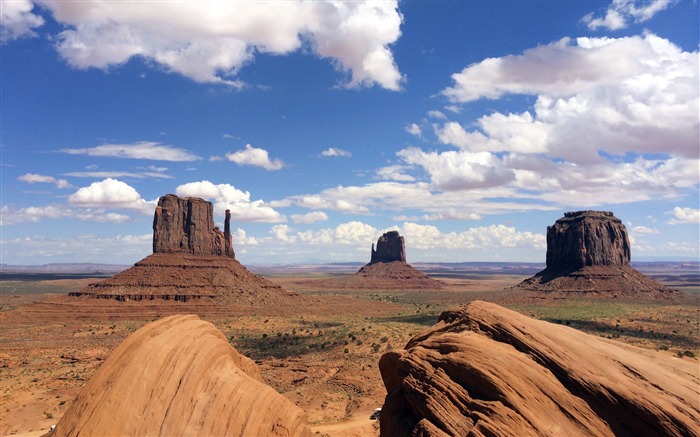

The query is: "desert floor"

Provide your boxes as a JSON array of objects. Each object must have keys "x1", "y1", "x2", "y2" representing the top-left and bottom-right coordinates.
[{"x1": 1, "y1": 265, "x2": 698, "y2": 436}]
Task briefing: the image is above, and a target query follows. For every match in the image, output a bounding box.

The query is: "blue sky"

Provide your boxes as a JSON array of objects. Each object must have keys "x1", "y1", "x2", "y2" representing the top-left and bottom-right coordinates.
[{"x1": 1, "y1": 0, "x2": 698, "y2": 265}]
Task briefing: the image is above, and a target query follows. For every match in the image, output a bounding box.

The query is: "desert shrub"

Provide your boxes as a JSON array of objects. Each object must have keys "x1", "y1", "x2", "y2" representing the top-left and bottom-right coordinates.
[
  {"x1": 682, "y1": 350, "x2": 696, "y2": 358},
  {"x1": 380, "y1": 336, "x2": 388, "y2": 343},
  {"x1": 344, "y1": 348, "x2": 349, "y2": 354}
]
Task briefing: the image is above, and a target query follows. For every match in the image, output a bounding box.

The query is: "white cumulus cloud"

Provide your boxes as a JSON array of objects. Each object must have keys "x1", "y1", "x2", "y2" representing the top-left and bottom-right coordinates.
[
  {"x1": 397, "y1": 147, "x2": 515, "y2": 191},
  {"x1": 1, "y1": 0, "x2": 44, "y2": 42},
  {"x1": 405, "y1": 123, "x2": 422, "y2": 137},
  {"x1": 175, "y1": 180, "x2": 285, "y2": 223},
  {"x1": 669, "y1": 207, "x2": 700, "y2": 224},
  {"x1": 68, "y1": 178, "x2": 155, "y2": 214},
  {"x1": 225, "y1": 144, "x2": 284, "y2": 171},
  {"x1": 25, "y1": 0, "x2": 403, "y2": 90},
  {"x1": 435, "y1": 33, "x2": 698, "y2": 166}
]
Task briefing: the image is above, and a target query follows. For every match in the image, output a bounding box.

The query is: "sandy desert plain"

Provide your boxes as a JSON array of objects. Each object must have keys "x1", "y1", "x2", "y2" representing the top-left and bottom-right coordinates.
[{"x1": 0, "y1": 261, "x2": 698, "y2": 437}]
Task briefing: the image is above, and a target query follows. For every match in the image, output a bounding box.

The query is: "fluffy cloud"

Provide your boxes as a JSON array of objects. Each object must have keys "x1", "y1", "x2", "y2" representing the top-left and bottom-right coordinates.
[
  {"x1": 18, "y1": 173, "x2": 72, "y2": 189},
  {"x1": 400, "y1": 222, "x2": 545, "y2": 251},
  {"x1": 175, "y1": 180, "x2": 285, "y2": 223},
  {"x1": 441, "y1": 35, "x2": 697, "y2": 163},
  {"x1": 291, "y1": 211, "x2": 329, "y2": 224},
  {"x1": 68, "y1": 178, "x2": 155, "y2": 214},
  {"x1": 61, "y1": 141, "x2": 201, "y2": 161},
  {"x1": 25, "y1": 0, "x2": 403, "y2": 90},
  {"x1": 268, "y1": 220, "x2": 545, "y2": 253},
  {"x1": 669, "y1": 207, "x2": 700, "y2": 224},
  {"x1": 225, "y1": 144, "x2": 284, "y2": 171},
  {"x1": 411, "y1": 33, "x2": 698, "y2": 206},
  {"x1": 397, "y1": 147, "x2": 515, "y2": 190},
  {"x1": 0, "y1": 0, "x2": 44, "y2": 42},
  {"x1": 405, "y1": 123, "x2": 422, "y2": 137},
  {"x1": 321, "y1": 147, "x2": 352, "y2": 157},
  {"x1": 582, "y1": 0, "x2": 677, "y2": 31}
]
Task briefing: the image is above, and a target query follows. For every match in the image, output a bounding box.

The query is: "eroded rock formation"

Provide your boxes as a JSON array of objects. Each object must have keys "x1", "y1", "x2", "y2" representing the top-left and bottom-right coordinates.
[
  {"x1": 546, "y1": 210, "x2": 629, "y2": 274},
  {"x1": 72, "y1": 194, "x2": 300, "y2": 302},
  {"x1": 346, "y1": 231, "x2": 442, "y2": 289},
  {"x1": 50, "y1": 315, "x2": 311, "y2": 437},
  {"x1": 153, "y1": 194, "x2": 234, "y2": 258},
  {"x1": 379, "y1": 301, "x2": 699, "y2": 437},
  {"x1": 370, "y1": 231, "x2": 406, "y2": 264},
  {"x1": 517, "y1": 211, "x2": 673, "y2": 296}
]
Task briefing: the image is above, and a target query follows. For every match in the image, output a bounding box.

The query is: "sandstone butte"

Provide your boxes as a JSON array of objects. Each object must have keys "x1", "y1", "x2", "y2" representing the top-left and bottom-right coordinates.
[
  {"x1": 379, "y1": 300, "x2": 700, "y2": 437},
  {"x1": 516, "y1": 210, "x2": 674, "y2": 296},
  {"x1": 48, "y1": 314, "x2": 311, "y2": 437},
  {"x1": 71, "y1": 194, "x2": 299, "y2": 303},
  {"x1": 352, "y1": 231, "x2": 444, "y2": 289}
]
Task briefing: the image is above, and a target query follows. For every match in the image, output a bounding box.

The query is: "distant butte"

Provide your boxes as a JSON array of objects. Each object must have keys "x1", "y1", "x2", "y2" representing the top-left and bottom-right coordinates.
[
  {"x1": 351, "y1": 231, "x2": 443, "y2": 289},
  {"x1": 71, "y1": 194, "x2": 299, "y2": 303},
  {"x1": 516, "y1": 210, "x2": 675, "y2": 297}
]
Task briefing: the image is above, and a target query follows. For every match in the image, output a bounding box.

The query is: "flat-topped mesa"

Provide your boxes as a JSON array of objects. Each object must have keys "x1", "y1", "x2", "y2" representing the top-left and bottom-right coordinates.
[
  {"x1": 546, "y1": 210, "x2": 630, "y2": 274},
  {"x1": 370, "y1": 231, "x2": 406, "y2": 264},
  {"x1": 153, "y1": 194, "x2": 234, "y2": 258}
]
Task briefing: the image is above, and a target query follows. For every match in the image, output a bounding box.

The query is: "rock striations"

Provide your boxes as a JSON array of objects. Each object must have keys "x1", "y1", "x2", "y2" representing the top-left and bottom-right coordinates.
[
  {"x1": 153, "y1": 194, "x2": 234, "y2": 257},
  {"x1": 379, "y1": 301, "x2": 699, "y2": 437},
  {"x1": 517, "y1": 210, "x2": 672, "y2": 296},
  {"x1": 50, "y1": 314, "x2": 311, "y2": 437},
  {"x1": 71, "y1": 194, "x2": 297, "y2": 303}
]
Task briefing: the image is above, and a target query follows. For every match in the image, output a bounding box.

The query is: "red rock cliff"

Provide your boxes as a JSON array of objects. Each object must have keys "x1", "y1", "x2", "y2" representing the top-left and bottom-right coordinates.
[{"x1": 546, "y1": 210, "x2": 630, "y2": 273}]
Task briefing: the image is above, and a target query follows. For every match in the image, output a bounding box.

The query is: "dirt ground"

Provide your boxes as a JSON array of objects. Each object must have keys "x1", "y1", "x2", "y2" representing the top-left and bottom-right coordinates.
[{"x1": 1, "y1": 270, "x2": 698, "y2": 436}]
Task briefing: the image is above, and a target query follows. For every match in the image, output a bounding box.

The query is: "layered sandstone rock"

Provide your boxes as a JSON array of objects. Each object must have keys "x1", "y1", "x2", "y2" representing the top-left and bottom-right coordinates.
[
  {"x1": 545, "y1": 211, "x2": 629, "y2": 274},
  {"x1": 153, "y1": 194, "x2": 234, "y2": 258},
  {"x1": 370, "y1": 231, "x2": 406, "y2": 264},
  {"x1": 50, "y1": 315, "x2": 311, "y2": 437},
  {"x1": 517, "y1": 211, "x2": 672, "y2": 296},
  {"x1": 379, "y1": 301, "x2": 699, "y2": 437}
]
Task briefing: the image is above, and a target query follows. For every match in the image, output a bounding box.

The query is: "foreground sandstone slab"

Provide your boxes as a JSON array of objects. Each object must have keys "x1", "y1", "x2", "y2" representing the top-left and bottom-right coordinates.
[
  {"x1": 49, "y1": 315, "x2": 311, "y2": 437},
  {"x1": 379, "y1": 301, "x2": 699, "y2": 437}
]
